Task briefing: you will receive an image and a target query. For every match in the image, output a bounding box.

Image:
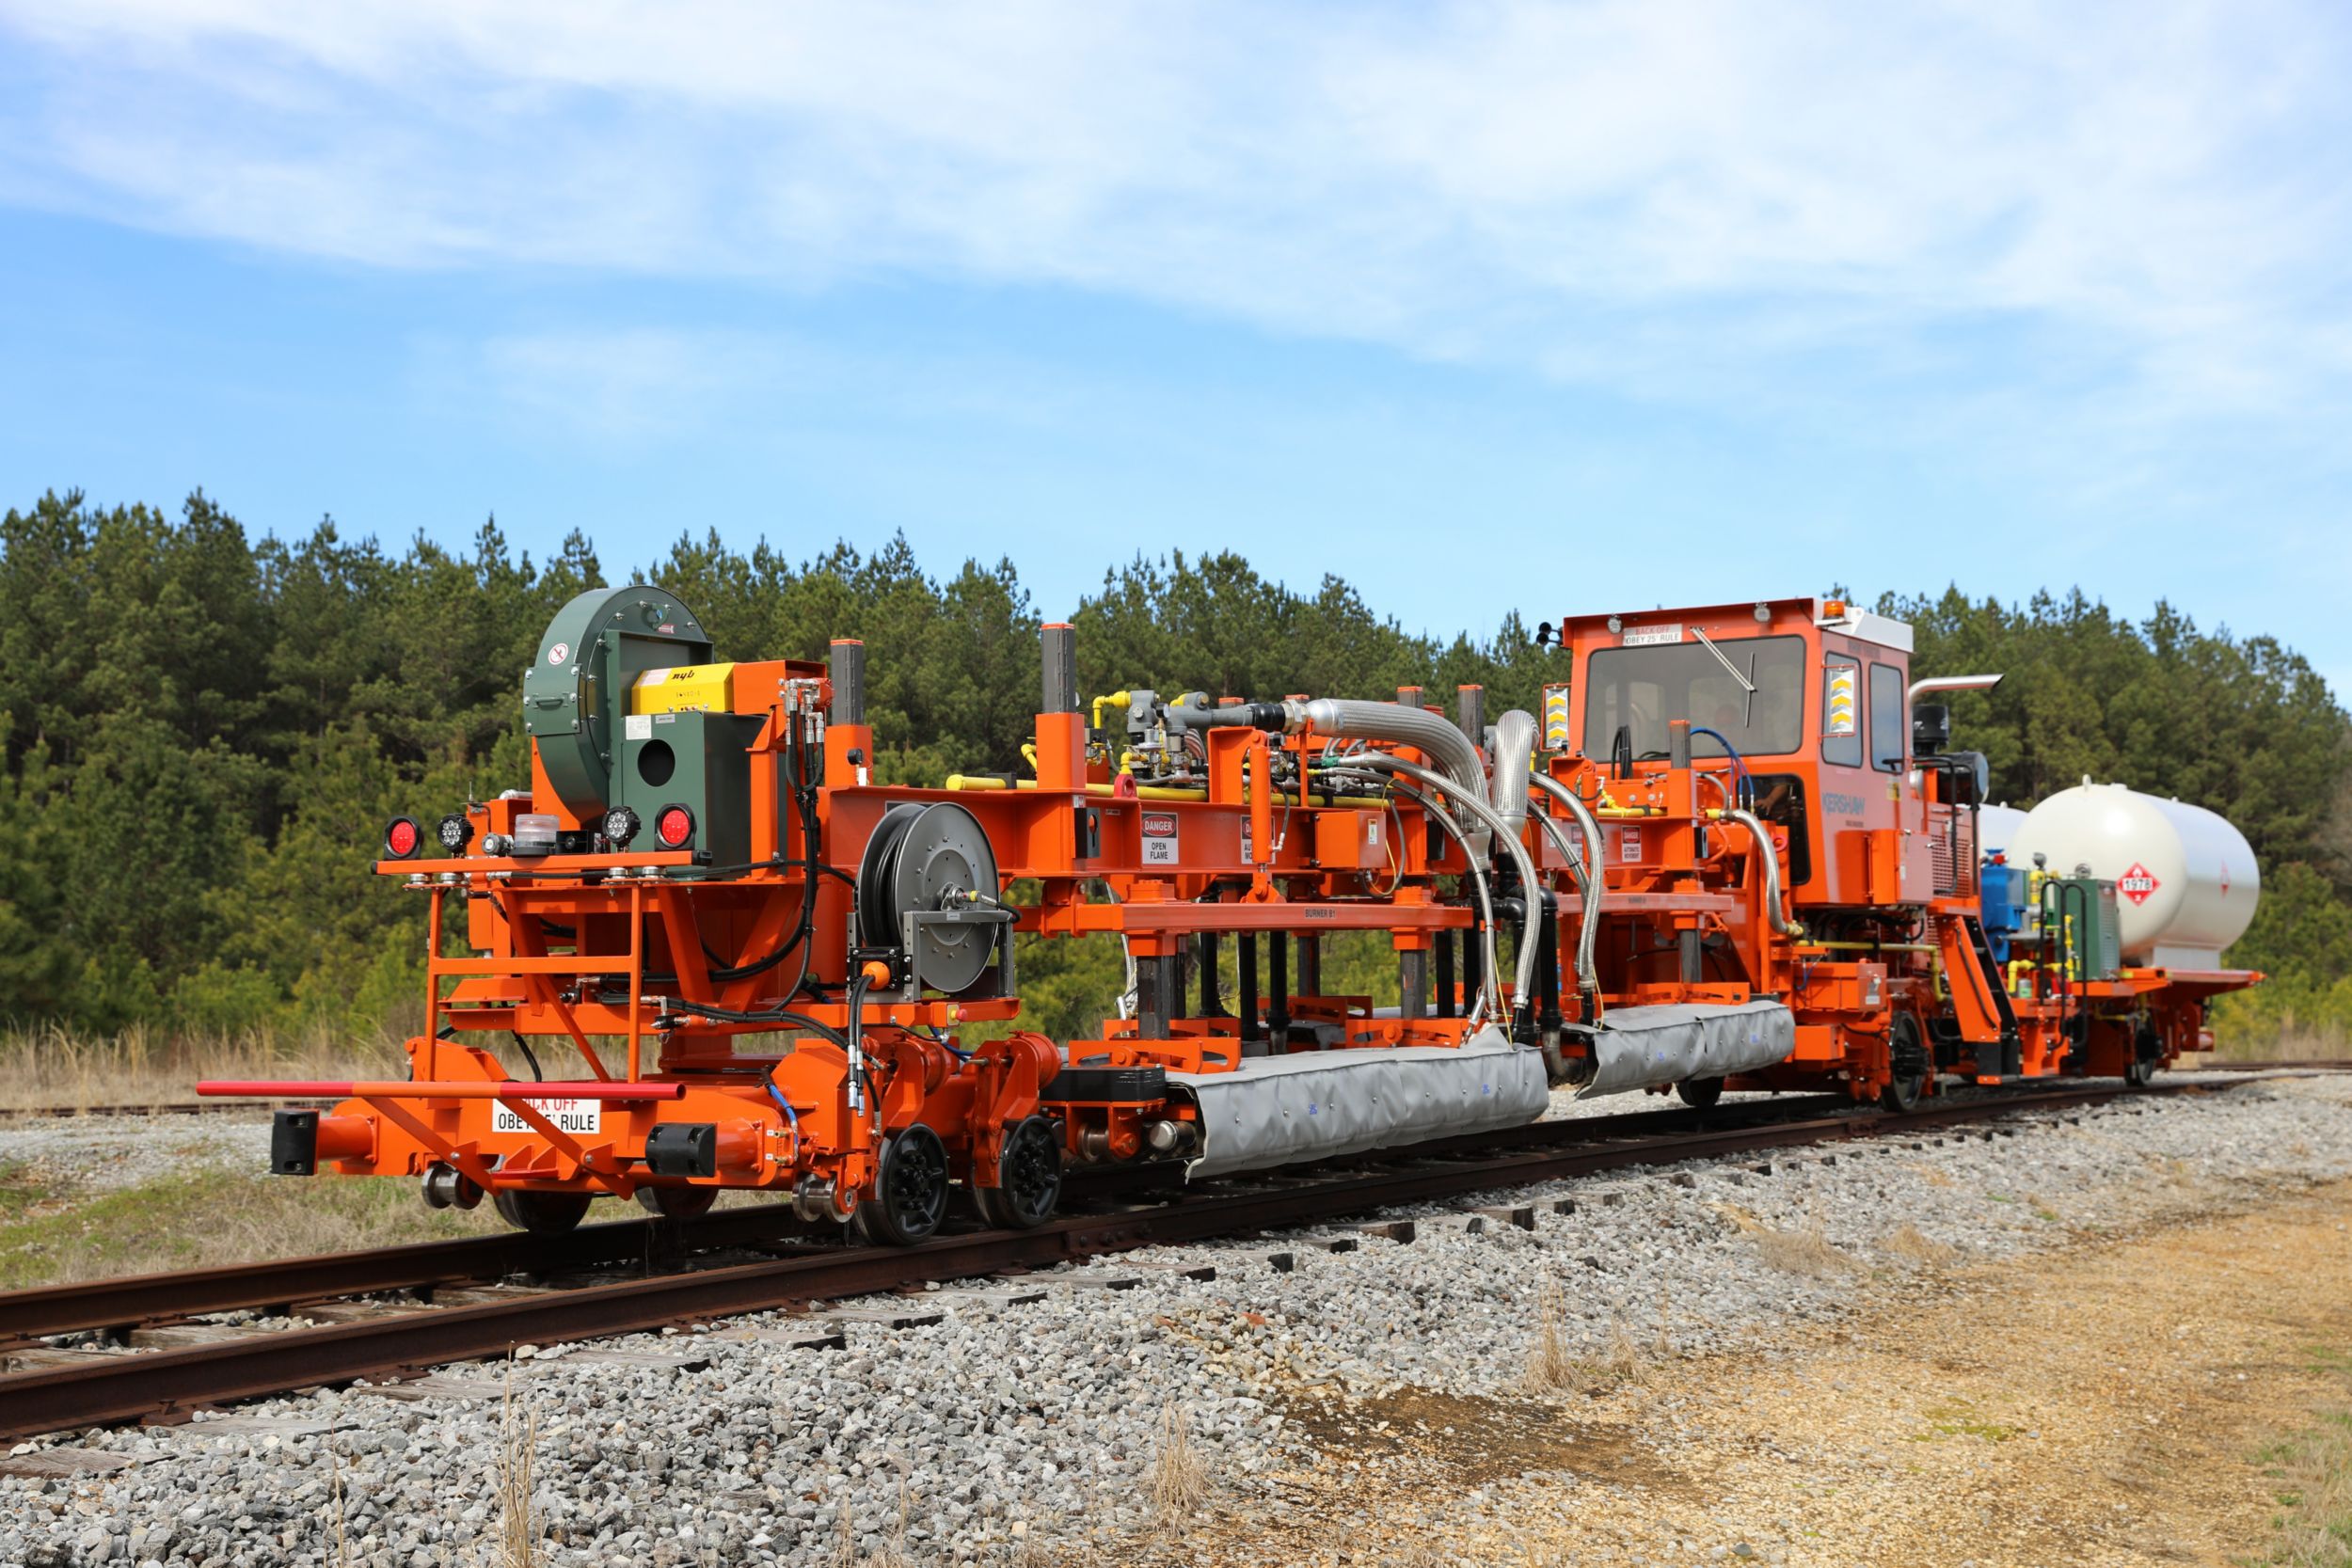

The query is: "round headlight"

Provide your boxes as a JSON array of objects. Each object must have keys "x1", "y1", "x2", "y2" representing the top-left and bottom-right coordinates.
[
  {"x1": 437, "y1": 814, "x2": 474, "y2": 853},
  {"x1": 601, "y1": 805, "x2": 641, "y2": 847}
]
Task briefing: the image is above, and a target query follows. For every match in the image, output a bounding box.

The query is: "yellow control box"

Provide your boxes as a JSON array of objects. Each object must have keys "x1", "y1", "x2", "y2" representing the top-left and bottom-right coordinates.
[{"x1": 631, "y1": 662, "x2": 736, "y2": 715}]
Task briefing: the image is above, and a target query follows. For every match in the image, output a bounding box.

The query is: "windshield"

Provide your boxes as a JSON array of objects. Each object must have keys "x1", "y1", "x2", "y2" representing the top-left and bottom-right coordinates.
[{"x1": 1582, "y1": 634, "x2": 1806, "y2": 761}]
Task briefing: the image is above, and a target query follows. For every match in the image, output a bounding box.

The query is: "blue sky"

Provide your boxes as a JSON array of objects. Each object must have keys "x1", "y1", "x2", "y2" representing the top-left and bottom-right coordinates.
[{"x1": 3, "y1": 2, "x2": 2350, "y2": 689}]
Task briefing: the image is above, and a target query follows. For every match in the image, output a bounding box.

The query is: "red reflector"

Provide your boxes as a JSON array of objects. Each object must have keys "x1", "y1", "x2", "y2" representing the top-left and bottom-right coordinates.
[
  {"x1": 656, "y1": 807, "x2": 693, "y2": 848},
  {"x1": 386, "y1": 818, "x2": 420, "y2": 858}
]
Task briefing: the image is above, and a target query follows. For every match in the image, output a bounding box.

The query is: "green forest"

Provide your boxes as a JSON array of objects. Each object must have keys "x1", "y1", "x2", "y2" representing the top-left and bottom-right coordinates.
[{"x1": 3, "y1": 488, "x2": 2347, "y2": 1053}]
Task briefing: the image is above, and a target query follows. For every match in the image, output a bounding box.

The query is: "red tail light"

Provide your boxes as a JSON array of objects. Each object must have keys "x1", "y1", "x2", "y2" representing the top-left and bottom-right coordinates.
[
  {"x1": 385, "y1": 816, "x2": 422, "y2": 859},
  {"x1": 655, "y1": 805, "x2": 695, "y2": 849}
]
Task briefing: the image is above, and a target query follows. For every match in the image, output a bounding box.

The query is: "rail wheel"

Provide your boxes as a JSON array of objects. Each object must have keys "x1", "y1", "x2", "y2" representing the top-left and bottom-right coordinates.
[
  {"x1": 1676, "y1": 1077, "x2": 1725, "y2": 1111},
  {"x1": 1880, "y1": 1012, "x2": 1929, "y2": 1114},
  {"x1": 493, "y1": 1189, "x2": 594, "y2": 1234},
  {"x1": 973, "y1": 1116, "x2": 1064, "y2": 1230},
  {"x1": 2124, "y1": 1023, "x2": 2161, "y2": 1087},
  {"x1": 854, "y1": 1124, "x2": 950, "y2": 1246},
  {"x1": 635, "y1": 1185, "x2": 717, "y2": 1222}
]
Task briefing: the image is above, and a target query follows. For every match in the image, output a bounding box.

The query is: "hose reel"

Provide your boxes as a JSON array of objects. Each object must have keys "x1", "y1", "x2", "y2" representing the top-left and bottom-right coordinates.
[{"x1": 855, "y1": 801, "x2": 1011, "y2": 997}]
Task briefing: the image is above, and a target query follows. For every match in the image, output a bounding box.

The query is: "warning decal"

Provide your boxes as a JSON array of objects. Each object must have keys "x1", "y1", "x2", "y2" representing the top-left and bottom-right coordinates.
[
  {"x1": 493, "y1": 1099, "x2": 601, "y2": 1135},
  {"x1": 2117, "y1": 862, "x2": 2161, "y2": 906},
  {"x1": 1141, "y1": 810, "x2": 1180, "y2": 864}
]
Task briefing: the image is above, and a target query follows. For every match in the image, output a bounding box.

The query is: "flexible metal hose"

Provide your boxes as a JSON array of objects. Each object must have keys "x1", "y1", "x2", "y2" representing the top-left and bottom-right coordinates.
[
  {"x1": 1723, "y1": 807, "x2": 1806, "y2": 939},
  {"x1": 1294, "y1": 699, "x2": 1491, "y2": 857},
  {"x1": 1526, "y1": 771, "x2": 1607, "y2": 1007},
  {"x1": 1338, "y1": 752, "x2": 1542, "y2": 1030},
  {"x1": 1488, "y1": 709, "x2": 1537, "y2": 840},
  {"x1": 1522, "y1": 802, "x2": 1600, "y2": 1011},
  {"x1": 1380, "y1": 777, "x2": 1502, "y2": 1027}
]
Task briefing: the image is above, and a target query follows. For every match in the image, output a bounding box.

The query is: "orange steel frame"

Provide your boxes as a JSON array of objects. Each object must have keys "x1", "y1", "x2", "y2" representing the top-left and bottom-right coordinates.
[
  {"x1": 1546, "y1": 597, "x2": 2260, "y2": 1101},
  {"x1": 294, "y1": 659, "x2": 1492, "y2": 1212},
  {"x1": 217, "y1": 594, "x2": 2262, "y2": 1217}
]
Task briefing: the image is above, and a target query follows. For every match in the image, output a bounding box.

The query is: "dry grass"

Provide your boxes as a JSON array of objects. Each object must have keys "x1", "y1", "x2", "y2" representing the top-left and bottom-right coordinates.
[
  {"x1": 2201, "y1": 1020, "x2": 2352, "y2": 1064},
  {"x1": 495, "y1": 1369, "x2": 543, "y2": 1568},
  {"x1": 328, "y1": 1425, "x2": 352, "y2": 1568},
  {"x1": 1522, "y1": 1280, "x2": 1574, "y2": 1394},
  {"x1": 829, "y1": 1490, "x2": 918, "y2": 1568},
  {"x1": 1711, "y1": 1196, "x2": 1862, "y2": 1277},
  {"x1": 1521, "y1": 1282, "x2": 1645, "y2": 1400},
  {"x1": 2261, "y1": 1406, "x2": 2352, "y2": 1565},
  {"x1": 1883, "y1": 1223, "x2": 1957, "y2": 1267},
  {"x1": 0, "y1": 1019, "x2": 399, "y2": 1111},
  {"x1": 0, "y1": 1164, "x2": 503, "y2": 1291},
  {"x1": 1149, "y1": 1400, "x2": 1208, "y2": 1526},
  {"x1": 1755, "y1": 1218, "x2": 1860, "y2": 1277}
]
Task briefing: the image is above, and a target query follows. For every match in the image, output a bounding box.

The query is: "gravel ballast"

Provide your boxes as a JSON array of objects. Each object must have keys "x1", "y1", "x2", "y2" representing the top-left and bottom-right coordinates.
[
  {"x1": 0, "y1": 1115, "x2": 274, "y2": 1196},
  {"x1": 5, "y1": 1070, "x2": 2350, "y2": 1567}
]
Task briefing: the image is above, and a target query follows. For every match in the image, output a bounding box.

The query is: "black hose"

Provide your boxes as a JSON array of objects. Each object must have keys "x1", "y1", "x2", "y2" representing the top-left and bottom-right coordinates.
[{"x1": 509, "y1": 1031, "x2": 545, "y2": 1082}]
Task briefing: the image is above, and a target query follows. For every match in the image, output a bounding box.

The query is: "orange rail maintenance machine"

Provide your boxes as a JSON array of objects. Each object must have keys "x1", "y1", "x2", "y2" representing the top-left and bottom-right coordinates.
[{"x1": 205, "y1": 589, "x2": 2262, "y2": 1240}]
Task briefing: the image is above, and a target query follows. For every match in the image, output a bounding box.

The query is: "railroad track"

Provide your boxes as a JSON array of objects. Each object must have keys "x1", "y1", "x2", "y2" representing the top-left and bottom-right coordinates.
[
  {"x1": 0, "y1": 1077, "x2": 2249, "y2": 1441},
  {"x1": 0, "y1": 1060, "x2": 2315, "y2": 1122},
  {"x1": 0, "y1": 1100, "x2": 271, "y2": 1123}
]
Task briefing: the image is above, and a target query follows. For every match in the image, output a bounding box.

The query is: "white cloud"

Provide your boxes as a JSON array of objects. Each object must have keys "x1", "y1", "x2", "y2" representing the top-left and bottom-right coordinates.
[{"x1": 4, "y1": 0, "x2": 2349, "y2": 441}]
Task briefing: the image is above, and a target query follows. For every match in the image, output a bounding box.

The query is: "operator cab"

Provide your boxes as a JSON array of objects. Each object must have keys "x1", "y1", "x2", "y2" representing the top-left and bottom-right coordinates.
[{"x1": 1547, "y1": 597, "x2": 1918, "y2": 904}]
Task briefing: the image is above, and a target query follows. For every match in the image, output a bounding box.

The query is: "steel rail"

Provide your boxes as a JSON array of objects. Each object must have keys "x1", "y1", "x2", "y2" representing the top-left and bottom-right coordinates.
[
  {"x1": 0, "y1": 1101, "x2": 267, "y2": 1122},
  {"x1": 0, "y1": 1094, "x2": 1874, "y2": 1347},
  {"x1": 0, "y1": 1079, "x2": 2206, "y2": 1440},
  {"x1": 0, "y1": 1203, "x2": 816, "y2": 1345}
]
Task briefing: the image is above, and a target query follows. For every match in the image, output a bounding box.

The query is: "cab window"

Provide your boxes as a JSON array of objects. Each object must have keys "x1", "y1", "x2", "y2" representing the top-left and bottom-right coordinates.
[
  {"x1": 1869, "y1": 663, "x2": 1906, "y2": 771},
  {"x1": 1583, "y1": 635, "x2": 1805, "y2": 761}
]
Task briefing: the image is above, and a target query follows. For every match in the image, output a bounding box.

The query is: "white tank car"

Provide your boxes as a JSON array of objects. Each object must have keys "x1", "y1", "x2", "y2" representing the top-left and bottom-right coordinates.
[
  {"x1": 1977, "y1": 802, "x2": 2030, "y2": 858},
  {"x1": 2003, "y1": 778, "x2": 2260, "y2": 968}
]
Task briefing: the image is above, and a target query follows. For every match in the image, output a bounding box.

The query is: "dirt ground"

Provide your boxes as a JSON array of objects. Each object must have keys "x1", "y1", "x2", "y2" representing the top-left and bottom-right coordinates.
[{"x1": 1141, "y1": 1175, "x2": 2352, "y2": 1567}]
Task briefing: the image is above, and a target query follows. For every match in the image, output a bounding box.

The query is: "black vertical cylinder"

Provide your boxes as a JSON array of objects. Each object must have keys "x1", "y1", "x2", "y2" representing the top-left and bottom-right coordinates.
[
  {"x1": 1238, "y1": 934, "x2": 1263, "y2": 1043},
  {"x1": 1198, "y1": 931, "x2": 1224, "y2": 1016},
  {"x1": 1398, "y1": 949, "x2": 1427, "y2": 1021},
  {"x1": 1435, "y1": 932, "x2": 1456, "y2": 1019},
  {"x1": 1536, "y1": 893, "x2": 1563, "y2": 1034},
  {"x1": 1456, "y1": 684, "x2": 1486, "y2": 747},
  {"x1": 1295, "y1": 933, "x2": 1321, "y2": 996},
  {"x1": 1462, "y1": 922, "x2": 1484, "y2": 1012},
  {"x1": 1139, "y1": 953, "x2": 1179, "y2": 1040},
  {"x1": 1267, "y1": 933, "x2": 1290, "y2": 1046},
  {"x1": 1041, "y1": 622, "x2": 1078, "y2": 714},
  {"x1": 829, "y1": 639, "x2": 866, "y2": 726}
]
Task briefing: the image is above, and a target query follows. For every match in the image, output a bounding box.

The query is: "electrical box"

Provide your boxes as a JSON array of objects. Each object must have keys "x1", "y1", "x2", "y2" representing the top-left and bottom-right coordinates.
[
  {"x1": 614, "y1": 710, "x2": 764, "y2": 870},
  {"x1": 1312, "y1": 807, "x2": 1391, "y2": 871},
  {"x1": 2042, "y1": 876, "x2": 2122, "y2": 980}
]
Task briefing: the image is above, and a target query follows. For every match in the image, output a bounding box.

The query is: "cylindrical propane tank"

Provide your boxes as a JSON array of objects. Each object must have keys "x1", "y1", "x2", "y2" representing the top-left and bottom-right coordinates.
[
  {"x1": 2003, "y1": 778, "x2": 2260, "y2": 966},
  {"x1": 1977, "y1": 803, "x2": 2030, "y2": 858}
]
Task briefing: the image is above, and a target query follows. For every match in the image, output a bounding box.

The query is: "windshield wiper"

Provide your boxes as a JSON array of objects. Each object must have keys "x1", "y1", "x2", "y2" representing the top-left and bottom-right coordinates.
[{"x1": 1691, "y1": 626, "x2": 1756, "y2": 693}]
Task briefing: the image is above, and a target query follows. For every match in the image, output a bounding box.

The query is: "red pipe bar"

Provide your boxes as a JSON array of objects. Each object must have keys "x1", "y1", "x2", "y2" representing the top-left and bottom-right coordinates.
[{"x1": 196, "y1": 1080, "x2": 688, "y2": 1101}]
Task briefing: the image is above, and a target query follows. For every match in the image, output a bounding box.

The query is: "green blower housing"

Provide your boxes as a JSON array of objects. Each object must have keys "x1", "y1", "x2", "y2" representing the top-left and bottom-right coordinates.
[{"x1": 522, "y1": 585, "x2": 761, "y2": 867}]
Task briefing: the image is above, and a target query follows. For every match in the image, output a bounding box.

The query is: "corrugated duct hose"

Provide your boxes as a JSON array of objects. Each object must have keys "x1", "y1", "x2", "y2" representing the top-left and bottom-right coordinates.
[{"x1": 1324, "y1": 752, "x2": 1542, "y2": 1040}]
